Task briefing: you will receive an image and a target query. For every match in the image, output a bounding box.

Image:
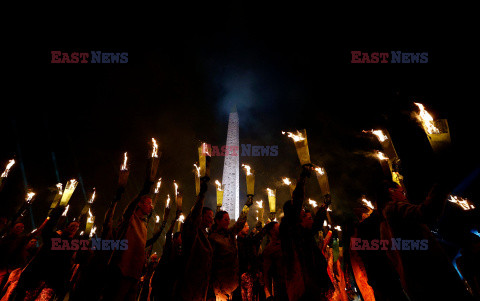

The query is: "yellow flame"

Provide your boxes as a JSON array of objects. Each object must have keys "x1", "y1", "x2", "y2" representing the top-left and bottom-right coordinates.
[
  {"x1": 1, "y1": 159, "x2": 15, "y2": 177},
  {"x1": 323, "y1": 220, "x2": 327, "y2": 227},
  {"x1": 282, "y1": 177, "x2": 292, "y2": 185},
  {"x1": 62, "y1": 205, "x2": 69, "y2": 216},
  {"x1": 282, "y1": 130, "x2": 305, "y2": 142},
  {"x1": 308, "y1": 199, "x2": 318, "y2": 208},
  {"x1": 155, "y1": 178, "x2": 162, "y2": 194},
  {"x1": 362, "y1": 197, "x2": 375, "y2": 210},
  {"x1": 376, "y1": 151, "x2": 389, "y2": 161},
  {"x1": 89, "y1": 188, "x2": 96, "y2": 204},
  {"x1": 26, "y1": 191, "x2": 35, "y2": 203},
  {"x1": 267, "y1": 188, "x2": 275, "y2": 197},
  {"x1": 414, "y1": 103, "x2": 440, "y2": 134},
  {"x1": 56, "y1": 183, "x2": 63, "y2": 195},
  {"x1": 215, "y1": 180, "x2": 223, "y2": 191},
  {"x1": 151, "y1": 138, "x2": 159, "y2": 158},
  {"x1": 363, "y1": 129, "x2": 388, "y2": 142},
  {"x1": 87, "y1": 209, "x2": 94, "y2": 224},
  {"x1": 66, "y1": 179, "x2": 78, "y2": 190},
  {"x1": 315, "y1": 167, "x2": 325, "y2": 175},
  {"x1": 334, "y1": 225, "x2": 342, "y2": 231},
  {"x1": 327, "y1": 207, "x2": 332, "y2": 212},
  {"x1": 79, "y1": 231, "x2": 84, "y2": 236},
  {"x1": 256, "y1": 200, "x2": 263, "y2": 208},
  {"x1": 448, "y1": 195, "x2": 474, "y2": 211},
  {"x1": 202, "y1": 142, "x2": 211, "y2": 156},
  {"x1": 179, "y1": 214, "x2": 185, "y2": 223},
  {"x1": 166, "y1": 194, "x2": 170, "y2": 208},
  {"x1": 242, "y1": 164, "x2": 252, "y2": 175},
  {"x1": 90, "y1": 226, "x2": 96, "y2": 238},
  {"x1": 193, "y1": 163, "x2": 201, "y2": 177},
  {"x1": 121, "y1": 152, "x2": 128, "y2": 170},
  {"x1": 174, "y1": 181, "x2": 178, "y2": 196},
  {"x1": 156, "y1": 215, "x2": 160, "y2": 223}
]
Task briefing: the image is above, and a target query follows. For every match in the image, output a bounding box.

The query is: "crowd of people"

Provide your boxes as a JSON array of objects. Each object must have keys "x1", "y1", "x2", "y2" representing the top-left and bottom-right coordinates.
[{"x1": 0, "y1": 158, "x2": 478, "y2": 301}]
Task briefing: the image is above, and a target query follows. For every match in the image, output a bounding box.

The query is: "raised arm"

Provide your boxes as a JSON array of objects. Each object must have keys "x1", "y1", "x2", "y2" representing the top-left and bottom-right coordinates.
[
  {"x1": 229, "y1": 195, "x2": 254, "y2": 235},
  {"x1": 146, "y1": 209, "x2": 178, "y2": 248}
]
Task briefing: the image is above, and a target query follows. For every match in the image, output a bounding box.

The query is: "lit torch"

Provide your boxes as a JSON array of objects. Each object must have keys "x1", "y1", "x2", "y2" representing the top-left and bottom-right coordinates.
[
  {"x1": 414, "y1": 102, "x2": 451, "y2": 152},
  {"x1": 26, "y1": 191, "x2": 36, "y2": 204},
  {"x1": 176, "y1": 214, "x2": 185, "y2": 232},
  {"x1": 282, "y1": 129, "x2": 311, "y2": 166},
  {"x1": 314, "y1": 165, "x2": 330, "y2": 197},
  {"x1": 448, "y1": 195, "x2": 475, "y2": 211},
  {"x1": 215, "y1": 180, "x2": 224, "y2": 211},
  {"x1": 121, "y1": 152, "x2": 128, "y2": 171},
  {"x1": 85, "y1": 208, "x2": 95, "y2": 235},
  {"x1": 361, "y1": 197, "x2": 375, "y2": 210},
  {"x1": 152, "y1": 178, "x2": 162, "y2": 208},
  {"x1": 242, "y1": 164, "x2": 255, "y2": 196},
  {"x1": 194, "y1": 163, "x2": 201, "y2": 196},
  {"x1": 174, "y1": 181, "x2": 182, "y2": 211},
  {"x1": 1, "y1": 159, "x2": 15, "y2": 178},
  {"x1": 62, "y1": 205, "x2": 69, "y2": 216},
  {"x1": 375, "y1": 151, "x2": 393, "y2": 180},
  {"x1": 89, "y1": 226, "x2": 97, "y2": 238},
  {"x1": 282, "y1": 177, "x2": 296, "y2": 196},
  {"x1": 59, "y1": 179, "x2": 78, "y2": 206},
  {"x1": 49, "y1": 183, "x2": 63, "y2": 213},
  {"x1": 267, "y1": 188, "x2": 276, "y2": 220},
  {"x1": 256, "y1": 200, "x2": 264, "y2": 225},
  {"x1": 198, "y1": 142, "x2": 211, "y2": 178},
  {"x1": 308, "y1": 198, "x2": 318, "y2": 208}
]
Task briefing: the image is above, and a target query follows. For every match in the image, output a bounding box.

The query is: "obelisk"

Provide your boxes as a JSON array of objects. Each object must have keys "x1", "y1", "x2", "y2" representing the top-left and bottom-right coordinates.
[{"x1": 222, "y1": 105, "x2": 240, "y2": 220}]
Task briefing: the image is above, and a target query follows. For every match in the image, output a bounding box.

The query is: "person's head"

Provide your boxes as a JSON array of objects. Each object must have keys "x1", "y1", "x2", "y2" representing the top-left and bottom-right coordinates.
[
  {"x1": 353, "y1": 206, "x2": 374, "y2": 223},
  {"x1": 12, "y1": 222, "x2": 24, "y2": 235},
  {"x1": 214, "y1": 211, "x2": 230, "y2": 231},
  {"x1": 64, "y1": 221, "x2": 80, "y2": 238},
  {"x1": 375, "y1": 180, "x2": 401, "y2": 210},
  {"x1": 265, "y1": 221, "x2": 279, "y2": 240},
  {"x1": 239, "y1": 222, "x2": 249, "y2": 237},
  {"x1": 137, "y1": 196, "x2": 153, "y2": 216},
  {"x1": 26, "y1": 238, "x2": 38, "y2": 250},
  {"x1": 201, "y1": 207, "x2": 214, "y2": 229},
  {"x1": 300, "y1": 209, "x2": 314, "y2": 229}
]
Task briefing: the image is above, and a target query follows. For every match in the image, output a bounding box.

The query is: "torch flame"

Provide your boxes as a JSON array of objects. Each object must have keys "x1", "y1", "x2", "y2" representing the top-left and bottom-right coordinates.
[
  {"x1": 362, "y1": 197, "x2": 375, "y2": 210},
  {"x1": 90, "y1": 226, "x2": 96, "y2": 238},
  {"x1": 87, "y1": 209, "x2": 94, "y2": 224},
  {"x1": 334, "y1": 225, "x2": 342, "y2": 231},
  {"x1": 327, "y1": 207, "x2": 332, "y2": 212},
  {"x1": 323, "y1": 220, "x2": 327, "y2": 227},
  {"x1": 62, "y1": 205, "x2": 69, "y2": 216},
  {"x1": 414, "y1": 103, "x2": 440, "y2": 134},
  {"x1": 155, "y1": 178, "x2": 162, "y2": 194},
  {"x1": 308, "y1": 199, "x2": 318, "y2": 208},
  {"x1": 179, "y1": 214, "x2": 185, "y2": 223},
  {"x1": 88, "y1": 188, "x2": 96, "y2": 204},
  {"x1": 151, "y1": 138, "x2": 159, "y2": 158},
  {"x1": 166, "y1": 194, "x2": 170, "y2": 208},
  {"x1": 376, "y1": 151, "x2": 389, "y2": 161},
  {"x1": 256, "y1": 200, "x2": 263, "y2": 208},
  {"x1": 242, "y1": 164, "x2": 252, "y2": 175},
  {"x1": 156, "y1": 215, "x2": 160, "y2": 223},
  {"x1": 363, "y1": 129, "x2": 388, "y2": 142},
  {"x1": 56, "y1": 183, "x2": 63, "y2": 195},
  {"x1": 267, "y1": 188, "x2": 275, "y2": 197},
  {"x1": 315, "y1": 167, "x2": 325, "y2": 175},
  {"x1": 66, "y1": 179, "x2": 78, "y2": 190},
  {"x1": 282, "y1": 177, "x2": 292, "y2": 185},
  {"x1": 202, "y1": 142, "x2": 211, "y2": 156},
  {"x1": 282, "y1": 130, "x2": 305, "y2": 142},
  {"x1": 215, "y1": 180, "x2": 223, "y2": 191},
  {"x1": 193, "y1": 163, "x2": 201, "y2": 177},
  {"x1": 79, "y1": 231, "x2": 84, "y2": 236},
  {"x1": 1, "y1": 159, "x2": 15, "y2": 177},
  {"x1": 26, "y1": 191, "x2": 35, "y2": 203},
  {"x1": 448, "y1": 195, "x2": 474, "y2": 211},
  {"x1": 174, "y1": 181, "x2": 178, "y2": 197},
  {"x1": 121, "y1": 152, "x2": 128, "y2": 170}
]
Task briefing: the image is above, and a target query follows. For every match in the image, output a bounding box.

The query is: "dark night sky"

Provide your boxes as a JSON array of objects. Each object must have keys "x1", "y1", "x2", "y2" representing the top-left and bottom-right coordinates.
[{"x1": 2, "y1": 7, "x2": 479, "y2": 250}]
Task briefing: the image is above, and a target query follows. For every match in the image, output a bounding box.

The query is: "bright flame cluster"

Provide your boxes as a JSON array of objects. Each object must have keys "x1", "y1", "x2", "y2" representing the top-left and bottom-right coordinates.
[
  {"x1": 267, "y1": 188, "x2": 275, "y2": 197},
  {"x1": 282, "y1": 130, "x2": 305, "y2": 142},
  {"x1": 156, "y1": 215, "x2": 160, "y2": 223},
  {"x1": 242, "y1": 164, "x2": 252, "y2": 175},
  {"x1": 151, "y1": 138, "x2": 159, "y2": 158},
  {"x1": 448, "y1": 195, "x2": 475, "y2": 211},
  {"x1": 178, "y1": 214, "x2": 185, "y2": 223},
  {"x1": 334, "y1": 225, "x2": 342, "y2": 231},
  {"x1": 256, "y1": 200, "x2": 263, "y2": 208},
  {"x1": 363, "y1": 129, "x2": 388, "y2": 142},
  {"x1": 1, "y1": 159, "x2": 15, "y2": 177},
  {"x1": 62, "y1": 205, "x2": 70, "y2": 216},
  {"x1": 215, "y1": 180, "x2": 223, "y2": 191},
  {"x1": 193, "y1": 163, "x2": 200, "y2": 177},
  {"x1": 56, "y1": 183, "x2": 63, "y2": 195},
  {"x1": 155, "y1": 178, "x2": 162, "y2": 194},
  {"x1": 88, "y1": 188, "x2": 96, "y2": 204},
  {"x1": 166, "y1": 195, "x2": 171, "y2": 208},
  {"x1": 87, "y1": 209, "x2": 94, "y2": 224},
  {"x1": 90, "y1": 226, "x2": 97, "y2": 238},
  {"x1": 414, "y1": 103, "x2": 440, "y2": 134},
  {"x1": 121, "y1": 152, "x2": 128, "y2": 170},
  {"x1": 282, "y1": 177, "x2": 292, "y2": 185},
  {"x1": 376, "y1": 151, "x2": 389, "y2": 161},
  {"x1": 315, "y1": 167, "x2": 325, "y2": 175},
  {"x1": 308, "y1": 199, "x2": 318, "y2": 208},
  {"x1": 362, "y1": 197, "x2": 375, "y2": 210},
  {"x1": 26, "y1": 191, "x2": 35, "y2": 203}
]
